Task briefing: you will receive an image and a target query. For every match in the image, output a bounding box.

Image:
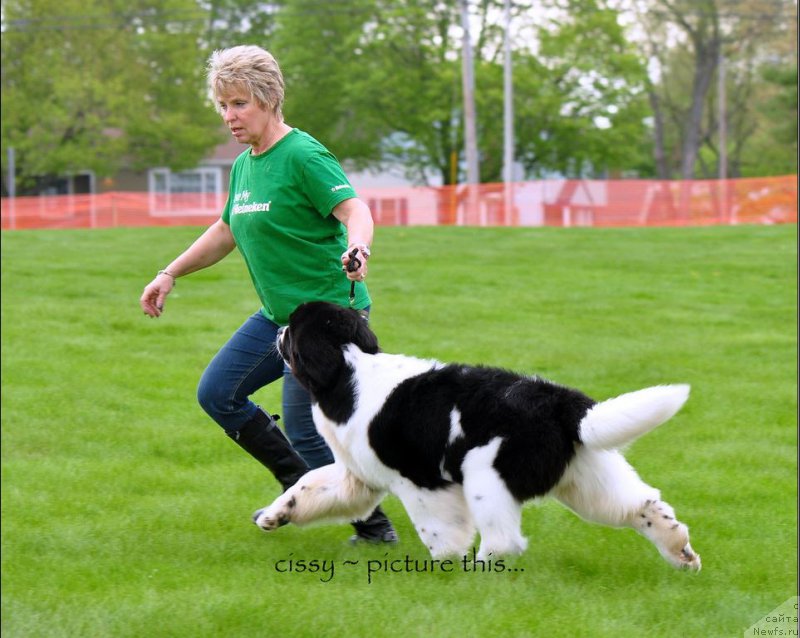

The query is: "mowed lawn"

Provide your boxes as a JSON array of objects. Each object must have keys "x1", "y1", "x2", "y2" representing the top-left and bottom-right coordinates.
[{"x1": 1, "y1": 224, "x2": 796, "y2": 638}]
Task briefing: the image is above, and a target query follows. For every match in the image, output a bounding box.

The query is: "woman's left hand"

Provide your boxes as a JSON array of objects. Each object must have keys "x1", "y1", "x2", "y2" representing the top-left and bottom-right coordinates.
[{"x1": 341, "y1": 245, "x2": 369, "y2": 281}]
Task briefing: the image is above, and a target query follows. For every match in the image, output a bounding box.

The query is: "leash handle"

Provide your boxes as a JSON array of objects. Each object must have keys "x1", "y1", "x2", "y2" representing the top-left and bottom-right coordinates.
[{"x1": 347, "y1": 247, "x2": 362, "y2": 305}]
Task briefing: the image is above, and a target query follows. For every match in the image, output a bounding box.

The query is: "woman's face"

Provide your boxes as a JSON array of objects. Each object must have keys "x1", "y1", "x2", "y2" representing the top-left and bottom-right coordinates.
[{"x1": 217, "y1": 90, "x2": 273, "y2": 148}]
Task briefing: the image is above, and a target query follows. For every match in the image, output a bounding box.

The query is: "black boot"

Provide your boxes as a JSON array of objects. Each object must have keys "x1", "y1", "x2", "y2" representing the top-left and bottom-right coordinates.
[
  {"x1": 350, "y1": 506, "x2": 399, "y2": 545},
  {"x1": 228, "y1": 409, "x2": 309, "y2": 491}
]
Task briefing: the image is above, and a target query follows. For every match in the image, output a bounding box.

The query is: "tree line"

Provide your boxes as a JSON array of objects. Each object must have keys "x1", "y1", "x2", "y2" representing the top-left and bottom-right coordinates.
[{"x1": 1, "y1": 0, "x2": 796, "y2": 193}]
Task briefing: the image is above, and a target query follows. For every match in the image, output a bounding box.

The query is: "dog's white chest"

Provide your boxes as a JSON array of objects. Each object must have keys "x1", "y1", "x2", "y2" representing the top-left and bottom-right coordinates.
[
  {"x1": 311, "y1": 349, "x2": 440, "y2": 487},
  {"x1": 312, "y1": 408, "x2": 385, "y2": 484}
]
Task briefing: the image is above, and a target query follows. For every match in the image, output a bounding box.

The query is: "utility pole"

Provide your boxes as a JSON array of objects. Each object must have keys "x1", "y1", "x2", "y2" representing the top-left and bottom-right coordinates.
[
  {"x1": 502, "y1": 0, "x2": 514, "y2": 223},
  {"x1": 6, "y1": 147, "x2": 16, "y2": 229},
  {"x1": 460, "y1": 0, "x2": 479, "y2": 185},
  {"x1": 718, "y1": 50, "x2": 729, "y2": 222},
  {"x1": 6, "y1": 146, "x2": 15, "y2": 198},
  {"x1": 718, "y1": 51, "x2": 727, "y2": 181},
  {"x1": 503, "y1": 0, "x2": 513, "y2": 186}
]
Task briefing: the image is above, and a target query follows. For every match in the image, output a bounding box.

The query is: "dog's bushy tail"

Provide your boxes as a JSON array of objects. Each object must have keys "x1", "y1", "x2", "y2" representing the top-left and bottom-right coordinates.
[{"x1": 578, "y1": 384, "x2": 690, "y2": 450}]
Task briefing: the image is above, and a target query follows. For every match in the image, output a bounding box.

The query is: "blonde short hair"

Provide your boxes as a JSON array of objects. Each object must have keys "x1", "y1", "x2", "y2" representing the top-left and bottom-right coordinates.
[{"x1": 206, "y1": 45, "x2": 285, "y2": 116}]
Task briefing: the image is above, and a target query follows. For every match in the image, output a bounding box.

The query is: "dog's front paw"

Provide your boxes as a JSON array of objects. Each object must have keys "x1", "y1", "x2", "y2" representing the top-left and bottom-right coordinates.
[
  {"x1": 252, "y1": 495, "x2": 296, "y2": 531},
  {"x1": 252, "y1": 507, "x2": 287, "y2": 531}
]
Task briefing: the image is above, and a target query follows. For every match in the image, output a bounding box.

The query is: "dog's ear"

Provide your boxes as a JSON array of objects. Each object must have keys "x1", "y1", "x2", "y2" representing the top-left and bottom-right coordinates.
[
  {"x1": 284, "y1": 302, "x2": 378, "y2": 395},
  {"x1": 291, "y1": 338, "x2": 343, "y2": 395},
  {"x1": 350, "y1": 313, "x2": 379, "y2": 354}
]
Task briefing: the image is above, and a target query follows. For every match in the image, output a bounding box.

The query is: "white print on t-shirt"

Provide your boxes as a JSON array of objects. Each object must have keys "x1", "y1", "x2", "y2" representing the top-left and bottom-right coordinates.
[
  {"x1": 232, "y1": 201, "x2": 272, "y2": 215},
  {"x1": 232, "y1": 190, "x2": 271, "y2": 215},
  {"x1": 330, "y1": 184, "x2": 350, "y2": 192}
]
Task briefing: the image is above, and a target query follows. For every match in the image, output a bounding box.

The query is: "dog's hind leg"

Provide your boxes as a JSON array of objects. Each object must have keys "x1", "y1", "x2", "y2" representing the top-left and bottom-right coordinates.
[
  {"x1": 553, "y1": 448, "x2": 701, "y2": 571},
  {"x1": 253, "y1": 463, "x2": 384, "y2": 531},
  {"x1": 393, "y1": 481, "x2": 475, "y2": 558},
  {"x1": 461, "y1": 437, "x2": 527, "y2": 561}
]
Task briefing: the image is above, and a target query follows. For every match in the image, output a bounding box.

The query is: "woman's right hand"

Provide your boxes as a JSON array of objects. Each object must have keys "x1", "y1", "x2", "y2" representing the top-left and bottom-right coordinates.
[
  {"x1": 140, "y1": 272, "x2": 175, "y2": 318},
  {"x1": 138, "y1": 219, "x2": 236, "y2": 319}
]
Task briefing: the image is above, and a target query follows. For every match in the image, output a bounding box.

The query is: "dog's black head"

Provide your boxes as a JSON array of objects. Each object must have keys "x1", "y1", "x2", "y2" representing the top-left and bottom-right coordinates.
[{"x1": 278, "y1": 301, "x2": 380, "y2": 397}]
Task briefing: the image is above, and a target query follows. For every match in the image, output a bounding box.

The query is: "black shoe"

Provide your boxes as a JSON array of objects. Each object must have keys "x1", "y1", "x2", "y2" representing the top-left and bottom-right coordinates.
[
  {"x1": 228, "y1": 410, "x2": 309, "y2": 491},
  {"x1": 349, "y1": 506, "x2": 399, "y2": 545}
]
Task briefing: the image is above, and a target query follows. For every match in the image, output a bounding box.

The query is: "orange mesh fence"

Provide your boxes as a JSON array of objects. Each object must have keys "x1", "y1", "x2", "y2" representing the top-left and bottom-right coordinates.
[{"x1": 2, "y1": 175, "x2": 796, "y2": 230}]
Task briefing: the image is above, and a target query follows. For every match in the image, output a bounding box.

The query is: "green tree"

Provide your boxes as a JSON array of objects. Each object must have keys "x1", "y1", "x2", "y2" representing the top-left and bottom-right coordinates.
[
  {"x1": 631, "y1": 0, "x2": 796, "y2": 178},
  {"x1": 268, "y1": 0, "x2": 649, "y2": 184},
  {"x1": 1, "y1": 0, "x2": 222, "y2": 193},
  {"x1": 199, "y1": 0, "x2": 279, "y2": 50},
  {"x1": 736, "y1": 63, "x2": 798, "y2": 176},
  {"x1": 270, "y1": 0, "x2": 462, "y2": 185},
  {"x1": 516, "y1": 1, "x2": 650, "y2": 177}
]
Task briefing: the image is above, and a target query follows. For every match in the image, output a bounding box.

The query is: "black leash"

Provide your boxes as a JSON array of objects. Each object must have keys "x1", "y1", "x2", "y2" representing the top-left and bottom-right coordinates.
[{"x1": 346, "y1": 247, "x2": 362, "y2": 306}]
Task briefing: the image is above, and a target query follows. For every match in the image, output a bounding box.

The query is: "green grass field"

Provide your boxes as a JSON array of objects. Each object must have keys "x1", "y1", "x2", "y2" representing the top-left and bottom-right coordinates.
[{"x1": 2, "y1": 224, "x2": 797, "y2": 638}]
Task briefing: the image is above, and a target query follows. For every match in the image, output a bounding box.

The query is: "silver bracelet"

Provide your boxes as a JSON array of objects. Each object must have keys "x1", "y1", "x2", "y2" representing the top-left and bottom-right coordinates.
[{"x1": 157, "y1": 269, "x2": 177, "y2": 285}]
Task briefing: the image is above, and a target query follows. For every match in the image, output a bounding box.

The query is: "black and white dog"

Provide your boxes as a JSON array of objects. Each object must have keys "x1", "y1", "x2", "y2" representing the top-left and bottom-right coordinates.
[{"x1": 254, "y1": 301, "x2": 701, "y2": 570}]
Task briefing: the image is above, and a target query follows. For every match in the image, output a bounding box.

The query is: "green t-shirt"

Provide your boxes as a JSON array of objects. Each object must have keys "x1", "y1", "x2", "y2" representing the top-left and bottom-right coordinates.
[{"x1": 221, "y1": 128, "x2": 370, "y2": 325}]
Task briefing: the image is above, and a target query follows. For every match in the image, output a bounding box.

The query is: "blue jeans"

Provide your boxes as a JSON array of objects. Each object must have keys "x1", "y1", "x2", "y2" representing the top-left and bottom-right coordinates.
[{"x1": 197, "y1": 310, "x2": 334, "y2": 469}]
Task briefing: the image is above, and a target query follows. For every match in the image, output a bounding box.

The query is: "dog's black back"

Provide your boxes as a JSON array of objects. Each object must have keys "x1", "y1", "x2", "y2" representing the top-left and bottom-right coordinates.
[{"x1": 368, "y1": 363, "x2": 594, "y2": 500}]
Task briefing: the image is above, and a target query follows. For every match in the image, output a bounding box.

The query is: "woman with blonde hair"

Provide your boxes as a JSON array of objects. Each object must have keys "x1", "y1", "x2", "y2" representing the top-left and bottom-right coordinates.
[{"x1": 140, "y1": 45, "x2": 397, "y2": 544}]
